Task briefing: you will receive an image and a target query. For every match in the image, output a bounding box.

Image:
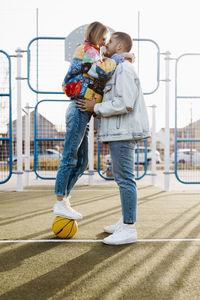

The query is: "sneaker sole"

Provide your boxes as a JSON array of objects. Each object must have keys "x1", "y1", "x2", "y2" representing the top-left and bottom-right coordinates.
[
  {"x1": 53, "y1": 212, "x2": 83, "y2": 220},
  {"x1": 103, "y1": 238, "x2": 137, "y2": 245},
  {"x1": 104, "y1": 228, "x2": 115, "y2": 234}
]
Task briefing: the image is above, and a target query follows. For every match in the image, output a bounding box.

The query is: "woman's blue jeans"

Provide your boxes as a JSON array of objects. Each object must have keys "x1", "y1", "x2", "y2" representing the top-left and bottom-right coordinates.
[
  {"x1": 109, "y1": 140, "x2": 137, "y2": 224},
  {"x1": 55, "y1": 101, "x2": 91, "y2": 196}
]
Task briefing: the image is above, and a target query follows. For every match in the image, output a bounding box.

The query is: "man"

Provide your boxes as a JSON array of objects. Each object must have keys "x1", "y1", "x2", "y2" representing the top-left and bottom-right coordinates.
[{"x1": 76, "y1": 32, "x2": 150, "y2": 245}]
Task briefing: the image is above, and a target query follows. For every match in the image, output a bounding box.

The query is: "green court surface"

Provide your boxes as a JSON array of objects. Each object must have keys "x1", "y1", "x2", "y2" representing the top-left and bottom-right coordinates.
[{"x1": 0, "y1": 185, "x2": 200, "y2": 299}]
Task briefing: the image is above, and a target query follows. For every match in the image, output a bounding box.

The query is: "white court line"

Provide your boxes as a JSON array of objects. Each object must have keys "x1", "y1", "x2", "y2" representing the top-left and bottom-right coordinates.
[
  {"x1": 1, "y1": 238, "x2": 200, "y2": 243},
  {"x1": 22, "y1": 189, "x2": 118, "y2": 192}
]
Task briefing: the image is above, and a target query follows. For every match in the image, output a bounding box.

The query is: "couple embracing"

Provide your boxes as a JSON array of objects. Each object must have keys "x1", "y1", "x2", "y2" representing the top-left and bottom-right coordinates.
[{"x1": 53, "y1": 21, "x2": 150, "y2": 245}]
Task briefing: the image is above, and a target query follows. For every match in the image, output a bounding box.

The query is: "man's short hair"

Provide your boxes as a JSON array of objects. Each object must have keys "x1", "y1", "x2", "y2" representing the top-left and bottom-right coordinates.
[{"x1": 113, "y1": 32, "x2": 132, "y2": 52}]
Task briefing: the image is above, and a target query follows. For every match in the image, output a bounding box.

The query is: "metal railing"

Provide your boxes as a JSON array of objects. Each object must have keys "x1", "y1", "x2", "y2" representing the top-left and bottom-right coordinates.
[
  {"x1": 97, "y1": 38, "x2": 160, "y2": 180},
  {"x1": 27, "y1": 37, "x2": 161, "y2": 181},
  {"x1": 175, "y1": 53, "x2": 200, "y2": 184},
  {"x1": 0, "y1": 50, "x2": 12, "y2": 184}
]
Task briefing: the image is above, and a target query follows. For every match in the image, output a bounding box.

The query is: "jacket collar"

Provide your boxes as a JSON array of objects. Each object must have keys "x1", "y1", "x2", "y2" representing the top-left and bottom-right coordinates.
[{"x1": 84, "y1": 40, "x2": 100, "y2": 52}]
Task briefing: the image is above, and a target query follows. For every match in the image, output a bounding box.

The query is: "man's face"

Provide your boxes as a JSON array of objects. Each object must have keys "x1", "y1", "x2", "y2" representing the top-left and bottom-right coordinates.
[{"x1": 104, "y1": 34, "x2": 120, "y2": 57}]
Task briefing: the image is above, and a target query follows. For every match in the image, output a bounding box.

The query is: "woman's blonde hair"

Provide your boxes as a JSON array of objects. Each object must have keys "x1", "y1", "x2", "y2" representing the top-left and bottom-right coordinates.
[{"x1": 85, "y1": 21, "x2": 108, "y2": 46}]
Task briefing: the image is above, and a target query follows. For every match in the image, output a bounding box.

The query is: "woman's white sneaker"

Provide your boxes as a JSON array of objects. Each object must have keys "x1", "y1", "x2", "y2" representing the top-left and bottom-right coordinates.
[
  {"x1": 104, "y1": 218, "x2": 123, "y2": 233},
  {"x1": 103, "y1": 224, "x2": 137, "y2": 245},
  {"x1": 53, "y1": 200, "x2": 82, "y2": 220}
]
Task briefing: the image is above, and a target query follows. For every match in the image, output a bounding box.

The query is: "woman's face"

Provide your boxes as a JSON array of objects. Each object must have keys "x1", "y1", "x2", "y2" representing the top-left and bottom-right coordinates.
[{"x1": 97, "y1": 31, "x2": 109, "y2": 47}]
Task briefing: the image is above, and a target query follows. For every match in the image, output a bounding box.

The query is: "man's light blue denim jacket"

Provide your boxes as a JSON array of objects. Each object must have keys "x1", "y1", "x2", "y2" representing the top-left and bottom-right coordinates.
[{"x1": 94, "y1": 60, "x2": 151, "y2": 142}]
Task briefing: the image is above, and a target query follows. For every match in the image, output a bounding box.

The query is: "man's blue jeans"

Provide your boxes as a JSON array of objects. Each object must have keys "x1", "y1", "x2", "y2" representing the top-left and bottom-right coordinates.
[
  {"x1": 109, "y1": 140, "x2": 137, "y2": 224},
  {"x1": 55, "y1": 101, "x2": 91, "y2": 196}
]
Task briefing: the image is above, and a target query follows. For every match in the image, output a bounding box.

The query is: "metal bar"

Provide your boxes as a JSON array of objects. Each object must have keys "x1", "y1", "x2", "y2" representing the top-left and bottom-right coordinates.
[
  {"x1": 35, "y1": 138, "x2": 65, "y2": 141},
  {"x1": 97, "y1": 141, "x2": 114, "y2": 181},
  {"x1": 0, "y1": 50, "x2": 12, "y2": 184},
  {"x1": 177, "y1": 139, "x2": 200, "y2": 142},
  {"x1": 27, "y1": 37, "x2": 160, "y2": 95},
  {"x1": 164, "y1": 51, "x2": 171, "y2": 192},
  {"x1": 34, "y1": 169, "x2": 56, "y2": 180},
  {"x1": 136, "y1": 143, "x2": 139, "y2": 178},
  {"x1": 137, "y1": 11, "x2": 140, "y2": 76},
  {"x1": 8, "y1": 50, "x2": 13, "y2": 180},
  {"x1": 151, "y1": 105, "x2": 157, "y2": 186},
  {"x1": 36, "y1": 8, "x2": 39, "y2": 104},
  {"x1": 174, "y1": 55, "x2": 178, "y2": 182},
  {"x1": 34, "y1": 101, "x2": 38, "y2": 173},
  {"x1": 88, "y1": 116, "x2": 94, "y2": 185},
  {"x1": 177, "y1": 96, "x2": 200, "y2": 99},
  {"x1": 133, "y1": 38, "x2": 160, "y2": 95},
  {"x1": 97, "y1": 140, "x2": 148, "y2": 181},
  {"x1": 137, "y1": 139, "x2": 148, "y2": 180},
  {"x1": 16, "y1": 48, "x2": 23, "y2": 191},
  {"x1": 33, "y1": 99, "x2": 72, "y2": 179},
  {"x1": 27, "y1": 37, "x2": 65, "y2": 94},
  {"x1": 174, "y1": 52, "x2": 200, "y2": 184},
  {"x1": 24, "y1": 102, "x2": 30, "y2": 186}
]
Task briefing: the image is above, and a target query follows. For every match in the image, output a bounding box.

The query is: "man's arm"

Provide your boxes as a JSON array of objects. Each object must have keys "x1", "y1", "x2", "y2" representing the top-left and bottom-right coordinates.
[{"x1": 76, "y1": 66, "x2": 139, "y2": 116}]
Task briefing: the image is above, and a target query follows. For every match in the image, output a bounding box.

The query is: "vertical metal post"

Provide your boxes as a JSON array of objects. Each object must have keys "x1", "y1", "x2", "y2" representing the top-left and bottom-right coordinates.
[
  {"x1": 16, "y1": 48, "x2": 23, "y2": 191},
  {"x1": 151, "y1": 104, "x2": 157, "y2": 186},
  {"x1": 137, "y1": 11, "x2": 140, "y2": 76},
  {"x1": 164, "y1": 51, "x2": 171, "y2": 192},
  {"x1": 36, "y1": 8, "x2": 39, "y2": 104},
  {"x1": 88, "y1": 116, "x2": 94, "y2": 185},
  {"x1": 24, "y1": 102, "x2": 30, "y2": 186}
]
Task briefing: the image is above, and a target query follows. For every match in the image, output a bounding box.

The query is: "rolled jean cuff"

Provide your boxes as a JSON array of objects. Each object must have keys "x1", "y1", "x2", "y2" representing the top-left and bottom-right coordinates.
[
  {"x1": 55, "y1": 192, "x2": 66, "y2": 196},
  {"x1": 123, "y1": 221, "x2": 135, "y2": 224}
]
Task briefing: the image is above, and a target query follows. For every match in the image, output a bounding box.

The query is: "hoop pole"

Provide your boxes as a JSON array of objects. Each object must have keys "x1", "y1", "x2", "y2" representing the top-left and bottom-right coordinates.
[
  {"x1": 151, "y1": 104, "x2": 157, "y2": 186},
  {"x1": 16, "y1": 48, "x2": 23, "y2": 191},
  {"x1": 24, "y1": 102, "x2": 30, "y2": 186},
  {"x1": 163, "y1": 51, "x2": 171, "y2": 192},
  {"x1": 88, "y1": 116, "x2": 94, "y2": 185}
]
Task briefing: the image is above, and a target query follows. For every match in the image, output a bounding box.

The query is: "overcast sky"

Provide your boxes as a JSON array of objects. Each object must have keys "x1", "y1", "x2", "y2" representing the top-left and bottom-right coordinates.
[{"x1": 1, "y1": 0, "x2": 200, "y2": 131}]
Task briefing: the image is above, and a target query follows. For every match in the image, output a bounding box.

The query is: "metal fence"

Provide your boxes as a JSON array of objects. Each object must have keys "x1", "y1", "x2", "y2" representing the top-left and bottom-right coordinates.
[
  {"x1": 26, "y1": 37, "x2": 161, "y2": 180},
  {"x1": 0, "y1": 36, "x2": 161, "y2": 184},
  {"x1": 2, "y1": 33, "x2": 200, "y2": 188},
  {"x1": 0, "y1": 50, "x2": 12, "y2": 184},
  {"x1": 27, "y1": 37, "x2": 68, "y2": 179},
  {"x1": 34, "y1": 99, "x2": 67, "y2": 179},
  {"x1": 175, "y1": 53, "x2": 200, "y2": 183},
  {"x1": 97, "y1": 38, "x2": 160, "y2": 180}
]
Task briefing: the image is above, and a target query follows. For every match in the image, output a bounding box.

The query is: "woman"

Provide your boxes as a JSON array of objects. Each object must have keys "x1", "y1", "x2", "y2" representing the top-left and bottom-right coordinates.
[{"x1": 53, "y1": 21, "x2": 124, "y2": 220}]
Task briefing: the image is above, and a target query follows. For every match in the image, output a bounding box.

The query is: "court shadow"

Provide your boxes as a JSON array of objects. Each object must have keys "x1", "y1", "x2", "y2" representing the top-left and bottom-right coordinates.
[
  {"x1": 71, "y1": 192, "x2": 119, "y2": 207},
  {"x1": 138, "y1": 190, "x2": 166, "y2": 205},
  {"x1": 91, "y1": 218, "x2": 200, "y2": 300},
  {"x1": 137, "y1": 185, "x2": 153, "y2": 190},
  {"x1": 0, "y1": 209, "x2": 52, "y2": 226},
  {"x1": 114, "y1": 221, "x2": 200, "y2": 299},
  {"x1": 96, "y1": 232, "x2": 108, "y2": 239},
  {"x1": 0, "y1": 191, "x2": 53, "y2": 204},
  {"x1": 144, "y1": 199, "x2": 200, "y2": 239},
  {"x1": 0, "y1": 239, "x2": 61, "y2": 272},
  {"x1": 0, "y1": 243, "x2": 131, "y2": 300}
]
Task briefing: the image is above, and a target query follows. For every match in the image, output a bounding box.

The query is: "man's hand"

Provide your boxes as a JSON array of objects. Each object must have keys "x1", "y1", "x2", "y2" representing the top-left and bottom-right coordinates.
[
  {"x1": 75, "y1": 95, "x2": 96, "y2": 112},
  {"x1": 123, "y1": 52, "x2": 135, "y2": 64}
]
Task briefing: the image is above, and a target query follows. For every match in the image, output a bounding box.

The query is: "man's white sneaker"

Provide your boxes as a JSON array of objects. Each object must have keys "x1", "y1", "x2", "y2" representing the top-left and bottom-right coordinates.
[
  {"x1": 104, "y1": 218, "x2": 123, "y2": 233},
  {"x1": 103, "y1": 224, "x2": 137, "y2": 245},
  {"x1": 53, "y1": 200, "x2": 82, "y2": 220}
]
